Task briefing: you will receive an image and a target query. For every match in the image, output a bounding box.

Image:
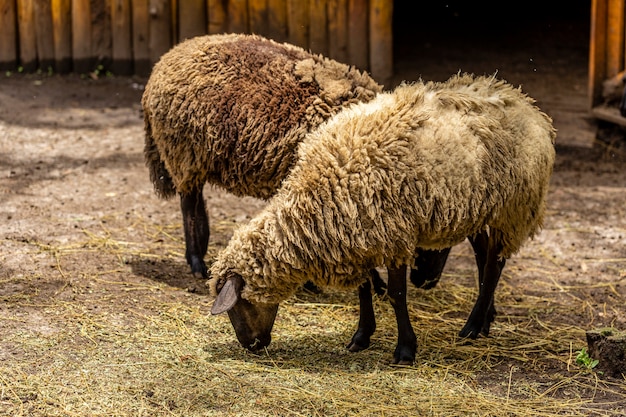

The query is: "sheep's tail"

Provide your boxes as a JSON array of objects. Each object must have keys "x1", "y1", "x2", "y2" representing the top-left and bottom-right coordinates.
[{"x1": 144, "y1": 119, "x2": 177, "y2": 200}]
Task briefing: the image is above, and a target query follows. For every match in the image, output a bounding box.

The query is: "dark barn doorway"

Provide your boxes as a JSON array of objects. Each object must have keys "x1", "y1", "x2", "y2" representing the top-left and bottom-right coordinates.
[{"x1": 391, "y1": 1, "x2": 591, "y2": 85}]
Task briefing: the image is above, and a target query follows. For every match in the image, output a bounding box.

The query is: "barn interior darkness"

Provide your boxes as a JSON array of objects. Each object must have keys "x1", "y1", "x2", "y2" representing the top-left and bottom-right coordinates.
[{"x1": 391, "y1": 0, "x2": 591, "y2": 86}]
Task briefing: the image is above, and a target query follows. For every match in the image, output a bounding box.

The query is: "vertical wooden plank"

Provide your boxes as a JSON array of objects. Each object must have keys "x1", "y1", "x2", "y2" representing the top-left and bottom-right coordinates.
[
  {"x1": 267, "y1": 0, "x2": 286, "y2": 41},
  {"x1": 207, "y1": 0, "x2": 227, "y2": 34},
  {"x1": 179, "y1": 0, "x2": 206, "y2": 40},
  {"x1": 91, "y1": 0, "x2": 112, "y2": 71},
  {"x1": 0, "y1": 0, "x2": 18, "y2": 70},
  {"x1": 72, "y1": 0, "x2": 92, "y2": 73},
  {"x1": 33, "y1": 0, "x2": 54, "y2": 70},
  {"x1": 589, "y1": 0, "x2": 608, "y2": 109},
  {"x1": 327, "y1": 0, "x2": 347, "y2": 62},
  {"x1": 228, "y1": 0, "x2": 249, "y2": 33},
  {"x1": 171, "y1": 0, "x2": 177, "y2": 44},
  {"x1": 149, "y1": 0, "x2": 172, "y2": 64},
  {"x1": 249, "y1": 0, "x2": 268, "y2": 36},
  {"x1": 51, "y1": 0, "x2": 71, "y2": 72},
  {"x1": 287, "y1": 0, "x2": 308, "y2": 48},
  {"x1": 606, "y1": 0, "x2": 624, "y2": 77},
  {"x1": 369, "y1": 0, "x2": 392, "y2": 86},
  {"x1": 348, "y1": 0, "x2": 367, "y2": 70},
  {"x1": 17, "y1": 0, "x2": 37, "y2": 71},
  {"x1": 111, "y1": 0, "x2": 133, "y2": 74},
  {"x1": 132, "y1": 0, "x2": 150, "y2": 75},
  {"x1": 309, "y1": 0, "x2": 327, "y2": 55}
]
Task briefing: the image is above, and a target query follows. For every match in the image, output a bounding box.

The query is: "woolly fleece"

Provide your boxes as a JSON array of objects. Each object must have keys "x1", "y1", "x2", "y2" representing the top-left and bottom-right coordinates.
[
  {"x1": 142, "y1": 33, "x2": 382, "y2": 199},
  {"x1": 209, "y1": 73, "x2": 557, "y2": 304}
]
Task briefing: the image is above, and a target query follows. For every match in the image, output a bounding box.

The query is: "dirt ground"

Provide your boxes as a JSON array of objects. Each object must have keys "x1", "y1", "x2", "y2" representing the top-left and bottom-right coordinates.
[{"x1": 1, "y1": 6, "x2": 626, "y2": 417}]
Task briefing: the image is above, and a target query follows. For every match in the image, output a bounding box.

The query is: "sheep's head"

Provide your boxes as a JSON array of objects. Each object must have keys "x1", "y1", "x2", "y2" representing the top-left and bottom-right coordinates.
[{"x1": 211, "y1": 271, "x2": 279, "y2": 351}]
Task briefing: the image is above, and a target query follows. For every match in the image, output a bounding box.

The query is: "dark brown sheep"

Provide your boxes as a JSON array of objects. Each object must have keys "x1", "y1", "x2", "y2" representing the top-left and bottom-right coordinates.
[{"x1": 142, "y1": 33, "x2": 382, "y2": 278}]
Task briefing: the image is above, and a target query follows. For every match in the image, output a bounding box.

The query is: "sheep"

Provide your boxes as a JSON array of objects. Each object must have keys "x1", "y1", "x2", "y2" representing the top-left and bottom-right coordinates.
[
  {"x1": 141, "y1": 33, "x2": 382, "y2": 279},
  {"x1": 208, "y1": 73, "x2": 557, "y2": 365}
]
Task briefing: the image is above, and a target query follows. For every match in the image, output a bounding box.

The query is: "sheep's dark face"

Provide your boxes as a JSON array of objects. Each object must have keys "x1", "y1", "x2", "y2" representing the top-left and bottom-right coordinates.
[{"x1": 211, "y1": 273, "x2": 279, "y2": 351}]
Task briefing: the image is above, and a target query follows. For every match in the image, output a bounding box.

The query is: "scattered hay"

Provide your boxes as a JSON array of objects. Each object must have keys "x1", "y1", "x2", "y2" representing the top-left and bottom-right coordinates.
[{"x1": 1, "y1": 215, "x2": 625, "y2": 416}]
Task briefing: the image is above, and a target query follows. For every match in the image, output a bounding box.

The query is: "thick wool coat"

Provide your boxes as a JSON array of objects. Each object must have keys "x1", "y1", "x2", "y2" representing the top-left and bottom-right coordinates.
[
  {"x1": 209, "y1": 73, "x2": 557, "y2": 304},
  {"x1": 142, "y1": 33, "x2": 382, "y2": 199}
]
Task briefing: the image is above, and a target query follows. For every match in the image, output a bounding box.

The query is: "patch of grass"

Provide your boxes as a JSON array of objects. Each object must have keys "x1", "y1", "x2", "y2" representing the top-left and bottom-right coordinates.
[{"x1": 575, "y1": 348, "x2": 599, "y2": 370}]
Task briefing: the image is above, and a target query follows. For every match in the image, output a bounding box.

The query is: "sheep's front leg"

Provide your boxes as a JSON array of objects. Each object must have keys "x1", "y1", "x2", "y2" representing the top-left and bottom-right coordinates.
[
  {"x1": 180, "y1": 187, "x2": 209, "y2": 278},
  {"x1": 387, "y1": 265, "x2": 416, "y2": 365},
  {"x1": 347, "y1": 276, "x2": 376, "y2": 352},
  {"x1": 460, "y1": 230, "x2": 505, "y2": 339}
]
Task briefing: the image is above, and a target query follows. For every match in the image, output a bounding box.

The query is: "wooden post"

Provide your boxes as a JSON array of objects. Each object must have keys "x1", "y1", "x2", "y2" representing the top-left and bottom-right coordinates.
[
  {"x1": 249, "y1": 0, "x2": 268, "y2": 36},
  {"x1": 267, "y1": 0, "x2": 286, "y2": 42},
  {"x1": 309, "y1": 0, "x2": 327, "y2": 55},
  {"x1": 327, "y1": 0, "x2": 347, "y2": 62},
  {"x1": 0, "y1": 0, "x2": 18, "y2": 71},
  {"x1": 111, "y1": 0, "x2": 133, "y2": 74},
  {"x1": 207, "y1": 0, "x2": 227, "y2": 34},
  {"x1": 72, "y1": 0, "x2": 91, "y2": 73},
  {"x1": 91, "y1": 0, "x2": 112, "y2": 72},
  {"x1": 348, "y1": 0, "x2": 367, "y2": 70},
  {"x1": 149, "y1": 0, "x2": 172, "y2": 64},
  {"x1": 17, "y1": 0, "x2": 37, "y2": 71},
  {"x1": 171, "y1": 0, "x2": 177, "y2": 44},
  {"x1": 179, "y1": 0, "x2": 206, "y2": 41},
  {"x1": 228, "y1": 0, "x2": 249, "y2": 33},
  {"x1": 51, "y1": 0, "x2": 71, "y2": 72},
  {"x1": 132, "y1": 0, "x2": 151, "y2": 75},
  {"x1": 287, "y1": 0, "x2": 308, "y2": 48},
  {"x1": 589, "y1": 0, "x2": 608, "y2": 110},
  {"x1": 369, "y1": 0, "x2": 392, "y2": 86},
  {"x1": 606, "y1": 0, "x2": 624, "y2": 77},
  {"x1": 33, "y1": 0, "x2": 54, "y2": 71}
]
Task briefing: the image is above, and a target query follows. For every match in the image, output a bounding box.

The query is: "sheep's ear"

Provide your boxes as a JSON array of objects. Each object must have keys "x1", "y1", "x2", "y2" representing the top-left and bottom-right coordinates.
[{"x1": 211, "y1": 276, "x2": 242, "y2": 315}]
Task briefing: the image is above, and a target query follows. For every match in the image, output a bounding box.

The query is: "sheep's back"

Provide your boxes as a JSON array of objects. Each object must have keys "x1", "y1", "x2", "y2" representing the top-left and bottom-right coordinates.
[
  {"x1": 210, "y1": 74, "x2": 557, "y2": 304},
  {"x1": 142, "y1": 34, "x2": 381, "y2": 199},
  {"x1": 278, "y1": 75, "x2": 556, "y2": 271}
]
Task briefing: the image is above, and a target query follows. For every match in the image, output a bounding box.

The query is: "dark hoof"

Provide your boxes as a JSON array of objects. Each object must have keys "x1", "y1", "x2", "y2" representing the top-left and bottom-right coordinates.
[
  {"x1": 460, "y1": 307, "x2": 497, "y2": 339},
  {"x1": 347, "y1": 341, "x2": 368, "y2": 352},
  {"x1": 347, "y1": 329, "x2": 372, "y2": 352},
  {"x1": 459, "y1": 322, "x2": 485, "y2": 339},
  {"x1": 392, "y1": 346, "x2": 415, "y2": 365},
  {"x1": 189, "y1": 257, "x2": 207, "y2": 279},
  {"x1": 419, "y1": 278, "x2": 441, "y2": 290},
  {"x1": 192, "y1": 270, "x2": 206, "y2": 279}
]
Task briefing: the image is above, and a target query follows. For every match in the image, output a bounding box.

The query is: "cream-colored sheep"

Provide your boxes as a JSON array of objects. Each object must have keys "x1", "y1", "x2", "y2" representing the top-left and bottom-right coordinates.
[
  {"x1": 209, "y1": 73, "x2": 556, "y2": 364},
  {"x1": 141, "y1": 33, "x2": 382, "y2": 278}
]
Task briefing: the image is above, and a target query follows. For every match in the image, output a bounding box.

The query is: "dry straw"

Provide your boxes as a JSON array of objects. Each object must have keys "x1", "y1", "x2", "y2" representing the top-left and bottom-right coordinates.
[{"x1": 1, "y1": 214, "x2": 625, "y2": 416}]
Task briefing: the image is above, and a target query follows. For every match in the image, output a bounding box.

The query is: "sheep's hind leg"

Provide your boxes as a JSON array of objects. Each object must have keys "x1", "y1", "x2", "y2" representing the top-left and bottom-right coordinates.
[
  {"x1": 459, "y1": 229, "x2": 506, "y2": 339},
  {"x1": 387, "y1": 265, "x2": 416, "y2": 365},
  {"x1": 347, "y1": 273, "x2": 377, "y2": 352},
  {"x1": 410, "y1": 247, "x2": 451, "y2": 289},
  {"x1": 180, "y1": 187, "x2": 209, "y2": 278},
  {"x1": 468, "y1": 230, "x2": 497, "y2": 330}
]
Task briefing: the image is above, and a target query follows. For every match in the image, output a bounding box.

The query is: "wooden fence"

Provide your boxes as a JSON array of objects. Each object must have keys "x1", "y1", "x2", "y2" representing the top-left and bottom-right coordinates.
[
  {"x1": 0, "y1": 0, "x2": 393, "y2": 83},
  {"x1": 589, "y1": 0, "x2": 626, "y2": 125}
]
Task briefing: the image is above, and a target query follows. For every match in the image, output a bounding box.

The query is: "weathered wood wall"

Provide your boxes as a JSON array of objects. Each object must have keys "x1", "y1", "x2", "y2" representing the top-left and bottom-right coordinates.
[{"x1": 0, "y1": 0, "x2": 393, "y2": 83}]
